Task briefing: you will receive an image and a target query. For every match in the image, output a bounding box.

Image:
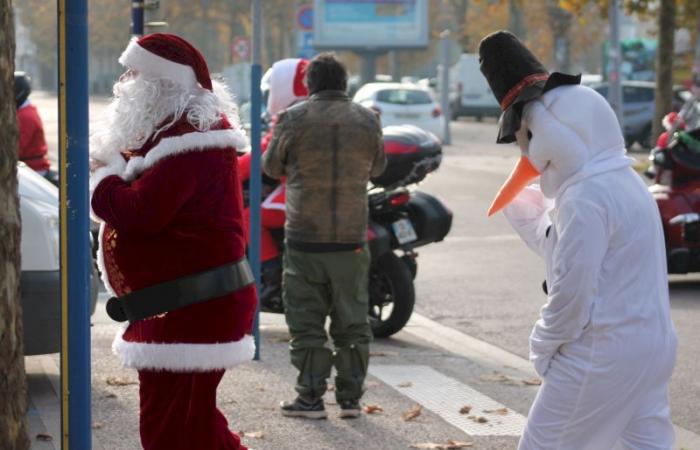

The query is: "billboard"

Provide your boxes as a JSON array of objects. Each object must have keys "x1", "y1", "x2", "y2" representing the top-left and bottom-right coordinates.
[{"x1": 313, "y1": 0, "x2": 429, "y2": 50}]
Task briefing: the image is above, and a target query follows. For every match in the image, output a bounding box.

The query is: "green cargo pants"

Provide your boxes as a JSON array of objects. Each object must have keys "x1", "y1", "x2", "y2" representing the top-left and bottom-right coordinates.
[{"x1": 283, "y1": 245, "x2": 372, "y2": 402}]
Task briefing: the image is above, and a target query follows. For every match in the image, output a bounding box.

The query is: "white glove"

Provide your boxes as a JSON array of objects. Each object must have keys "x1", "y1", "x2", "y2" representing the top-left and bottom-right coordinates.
[{"x1": 503, "y1": 185, "x2": 553, "y2": 258}]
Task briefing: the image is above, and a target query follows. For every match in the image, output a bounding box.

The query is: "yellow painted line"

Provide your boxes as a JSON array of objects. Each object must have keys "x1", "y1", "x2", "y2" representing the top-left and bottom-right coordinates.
[{"x1": 57, "y1": 0, "x2": 70, "y2": 447}]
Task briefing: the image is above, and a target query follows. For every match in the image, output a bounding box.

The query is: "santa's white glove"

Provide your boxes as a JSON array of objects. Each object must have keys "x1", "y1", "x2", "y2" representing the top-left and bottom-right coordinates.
[{"x1": 502, "y1": 185, "x2": 553, "y2": 259}]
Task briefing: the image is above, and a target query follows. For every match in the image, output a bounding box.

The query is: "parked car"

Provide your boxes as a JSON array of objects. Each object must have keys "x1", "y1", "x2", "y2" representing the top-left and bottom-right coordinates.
[
  {"x1": 353, "y1": 82, "x2": 446, "y2": 141},
  {"x1": 589, "y1": 80, "x2": 689, "y2": 148},
  {"x1": 18, "y1": 162, "x2": 98, "y2": 355},
  {"x1": 450, "y1": 53, "x2": 501, "y2": 121}
]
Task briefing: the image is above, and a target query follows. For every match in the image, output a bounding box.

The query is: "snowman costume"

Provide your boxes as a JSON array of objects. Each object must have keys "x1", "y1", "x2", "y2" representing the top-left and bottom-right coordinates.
[{"x1": 480, "y1": 31, "x2": 677, "y2": 450}]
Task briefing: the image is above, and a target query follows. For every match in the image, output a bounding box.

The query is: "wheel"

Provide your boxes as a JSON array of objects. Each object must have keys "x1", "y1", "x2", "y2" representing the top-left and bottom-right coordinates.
[{"x1": 368, "y1": 252, "x2": 415, "y2": 338}]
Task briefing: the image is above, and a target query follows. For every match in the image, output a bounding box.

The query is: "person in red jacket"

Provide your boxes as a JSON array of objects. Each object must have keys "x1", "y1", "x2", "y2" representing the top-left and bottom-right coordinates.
[
  {"x1": 239, "y1": 58, "x2": 308, "y2": 264},
  {"x1": 89, "y1": 34, "x2": 256, "y2": 450},
  {"x1": 15, "y1": 72, "x2": 51, "y2": 174}
]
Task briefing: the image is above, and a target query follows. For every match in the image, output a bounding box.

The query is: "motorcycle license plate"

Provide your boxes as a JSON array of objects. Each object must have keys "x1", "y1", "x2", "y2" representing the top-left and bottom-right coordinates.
[{"x1": 392, "y1": 219, "x2": 418, "y2": 244}]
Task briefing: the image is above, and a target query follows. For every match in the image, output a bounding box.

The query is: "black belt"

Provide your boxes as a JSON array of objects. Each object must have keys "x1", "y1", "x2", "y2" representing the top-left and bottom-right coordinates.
[{"x1": 106, "y1": 259, "x2": 255, "y2": 323}]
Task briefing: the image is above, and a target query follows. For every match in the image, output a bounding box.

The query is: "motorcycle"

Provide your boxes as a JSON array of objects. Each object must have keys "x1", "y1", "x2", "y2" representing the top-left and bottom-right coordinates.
[
  {"x1": 646, "y1": 91, "x2": 700, "y2": 274},
  {"x1": 247, "y1": 125, "x2": 453, "y2": 337}
]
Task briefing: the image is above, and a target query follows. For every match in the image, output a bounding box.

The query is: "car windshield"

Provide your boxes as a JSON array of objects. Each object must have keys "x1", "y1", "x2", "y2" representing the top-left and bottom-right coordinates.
[{"x1": 376, "y1": 89, "x2": 433, "y2": 105}]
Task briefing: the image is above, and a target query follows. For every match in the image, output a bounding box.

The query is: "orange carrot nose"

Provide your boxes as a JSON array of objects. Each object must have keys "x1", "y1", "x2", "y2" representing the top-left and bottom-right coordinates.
[{"x1": 487, "y1": 156, "x2": 541, "y2": 216}]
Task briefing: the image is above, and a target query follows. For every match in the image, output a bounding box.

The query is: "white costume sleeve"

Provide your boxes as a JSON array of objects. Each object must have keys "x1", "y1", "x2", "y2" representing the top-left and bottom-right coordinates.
[
  {"x1": 530, "y1": 198, "x2": 608, "y2": 377},
  {"x1": 503, "y1": 185, "x2": 553, "y2": 259}
]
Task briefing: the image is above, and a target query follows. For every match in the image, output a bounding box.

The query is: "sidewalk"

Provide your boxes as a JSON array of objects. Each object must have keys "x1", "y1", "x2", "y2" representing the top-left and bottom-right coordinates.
[{"x1": 26, "y1": 295, "x2": 700, "y2": 450}]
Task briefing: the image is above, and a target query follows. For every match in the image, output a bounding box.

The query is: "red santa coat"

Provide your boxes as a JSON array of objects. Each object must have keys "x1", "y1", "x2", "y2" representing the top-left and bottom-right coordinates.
[
  {"x1": 91, "y1": 116, "x2": 257, "y2": 372},
  {"x1": 17, "y1": 103, "x2": 51, "y2": 172}
]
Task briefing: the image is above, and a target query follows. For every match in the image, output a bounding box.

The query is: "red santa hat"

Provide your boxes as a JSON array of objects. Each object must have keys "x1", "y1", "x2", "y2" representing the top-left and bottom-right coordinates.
[
  {"x1": 119, "y1": 33, "x2": 213, "y2": 91},
  {"x1": 266, "y1": 58, "x2": 309, "y2": 116}
]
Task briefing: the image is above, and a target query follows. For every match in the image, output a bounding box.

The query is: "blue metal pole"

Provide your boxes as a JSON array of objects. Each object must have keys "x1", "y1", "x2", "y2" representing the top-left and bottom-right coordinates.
[
  {"x1": 250, "y1": 0, "x2": 263, "y2": 360},
  {"x1": 131, "y1": 0, "x2": 145, "y2": 37},
  {"x1": 58, "y1": 0, "x2": 91, "y2": 448}
]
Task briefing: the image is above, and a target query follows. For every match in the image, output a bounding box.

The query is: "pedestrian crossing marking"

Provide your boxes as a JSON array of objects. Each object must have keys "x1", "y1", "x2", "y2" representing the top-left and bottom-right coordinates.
[{"x1": 369, "y1": 364, "x2": 526, "y2": 436}]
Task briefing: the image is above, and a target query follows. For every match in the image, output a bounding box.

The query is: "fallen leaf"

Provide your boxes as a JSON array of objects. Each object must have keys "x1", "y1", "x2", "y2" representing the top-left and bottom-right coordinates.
[
  {"x1": 240, "y1": 430, "x2": 264, "y2": 439},
  {"x1": 522, "y1": 378, "x2": 543, "y2": 386},
  {"x1": 402, "y1": 404, "x2": 422, "y2": 421},
  {"x1": 36, "y1": 434, "x2": 53, "y2": 442},
  {"x1": 103, "y1": 392, "x2": 117, "y2": 399},
  {"x1": 363, "y1": 404, "x2": 383, "y2": 414},
  {"x1": 397, "y1": 381, "x2": 413, "y2": 388},
  {"x1": 92, "y1": 421, "x2": 104, "y2": 429},
  {"x1": 105, "y1": 376, "x2": 137, "y2": 386},
  {"x1": 459, "y1": 405, "x2": 472, "y2": 414},
  {"x1": 483, "y1": 407, "x2": 509, "y2": 416},
  {"x1": 479, "y1": 372, "x2": 519, "y2": 385},
  {"x1": 474, "y1": 416, "x2": 489, "y2": 423},
  {"x1": 409, "y1": 439, "x2": 474, "y2": 449}
]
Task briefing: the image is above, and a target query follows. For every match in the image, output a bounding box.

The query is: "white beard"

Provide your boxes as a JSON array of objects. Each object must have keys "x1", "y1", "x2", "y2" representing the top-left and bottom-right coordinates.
[{"x1": 90, "y1": 76, "x2": 240, "y2": 163}]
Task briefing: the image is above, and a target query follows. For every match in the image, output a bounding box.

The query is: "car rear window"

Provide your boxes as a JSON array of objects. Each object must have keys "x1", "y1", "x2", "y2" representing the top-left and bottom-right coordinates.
[{"x1": 376, "y1": 89, "x2": 433, "y2": 105}]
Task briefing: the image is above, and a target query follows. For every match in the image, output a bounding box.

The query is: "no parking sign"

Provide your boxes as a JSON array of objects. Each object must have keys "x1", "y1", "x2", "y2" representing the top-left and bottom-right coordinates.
[{"x1": 231, "y1": 36, "x2": 251, "y2": 62}]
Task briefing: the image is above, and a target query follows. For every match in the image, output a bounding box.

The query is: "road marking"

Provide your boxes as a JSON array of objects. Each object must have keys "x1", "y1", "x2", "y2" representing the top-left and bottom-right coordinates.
[
  {"x1": 370, "y1": 364, "x2": 527, "y2": 436},
  {"x1": 444, "y1": 234, "x2": 521, "y2": 243},
  {"x1": 405, "y1": 313, "x2": 700, "y2": 448}
]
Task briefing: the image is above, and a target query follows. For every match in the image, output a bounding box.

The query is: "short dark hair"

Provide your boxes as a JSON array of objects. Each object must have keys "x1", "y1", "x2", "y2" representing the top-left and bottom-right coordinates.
[{"x1": 305, "y1": 53, "x2": 348, "y2": 95}]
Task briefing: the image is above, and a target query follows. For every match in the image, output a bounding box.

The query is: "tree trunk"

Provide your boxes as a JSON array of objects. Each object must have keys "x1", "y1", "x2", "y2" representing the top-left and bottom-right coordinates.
[
  {"x1": 653, "y1": 0, "x2": 676, "y2": 140},
  {"x1": 0, "y1": 1, "x2": 30, "y2": 450},
  {"x1": 548, "y1": 0, "x2": 572, "y2": 73},
  {"x1": 509, "y1": 0, "x2": 526, "y2": 41}
]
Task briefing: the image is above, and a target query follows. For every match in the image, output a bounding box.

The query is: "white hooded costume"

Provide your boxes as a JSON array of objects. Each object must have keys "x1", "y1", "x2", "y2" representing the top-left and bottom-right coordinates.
[{"x1": 503, "y1": 83, "x2": 678, "y2": 450}]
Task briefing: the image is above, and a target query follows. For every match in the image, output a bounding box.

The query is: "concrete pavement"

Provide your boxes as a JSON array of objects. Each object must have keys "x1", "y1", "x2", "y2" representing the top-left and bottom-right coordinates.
[{"x1": 25, "y1": 293, "x2": 699, "y2": 449}]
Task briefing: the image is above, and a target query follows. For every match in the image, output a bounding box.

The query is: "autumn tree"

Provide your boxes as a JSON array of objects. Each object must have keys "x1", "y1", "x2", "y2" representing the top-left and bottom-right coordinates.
[{"x1": 0, "y1": 1, "x2": 30, "y2": 449}]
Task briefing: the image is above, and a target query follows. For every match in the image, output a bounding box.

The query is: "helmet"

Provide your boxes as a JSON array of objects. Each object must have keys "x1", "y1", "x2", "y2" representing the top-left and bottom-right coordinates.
[{"x1": 14, "y1": 72, "x2": 32, "y2": 107}]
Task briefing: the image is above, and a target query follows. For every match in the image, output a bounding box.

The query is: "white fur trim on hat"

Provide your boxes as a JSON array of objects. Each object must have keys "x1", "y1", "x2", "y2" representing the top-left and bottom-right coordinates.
[
  {"x1": 119, "y1": 37, "x2": 197, "y2": 90},
  {"x1": 112, "y1": 325, "x2": 256, "y2": 372},
  {"x1": 122, "y1": 128, "x2": 248, "y2": 181},
  {"x1": 267, "y1": 58, "x2": 307, "y2": 117}
]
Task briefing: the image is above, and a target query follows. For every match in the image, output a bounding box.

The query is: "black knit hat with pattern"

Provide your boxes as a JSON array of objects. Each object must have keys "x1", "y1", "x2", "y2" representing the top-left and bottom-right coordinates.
[{"x1": 478, "y1": 30, "x2": 581, "y2": 144}]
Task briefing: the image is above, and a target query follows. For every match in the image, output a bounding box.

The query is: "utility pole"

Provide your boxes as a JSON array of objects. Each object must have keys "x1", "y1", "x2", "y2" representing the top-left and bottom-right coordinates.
[
  {"x1": 439, "y1": 0, "x2": 451, "y2": 144},
  {"x1": 607, "y1": 0, "x2": 624, "y2": 130},
  {"x1": 250, "y1": 0, "x2": 263, "y2": 360}
]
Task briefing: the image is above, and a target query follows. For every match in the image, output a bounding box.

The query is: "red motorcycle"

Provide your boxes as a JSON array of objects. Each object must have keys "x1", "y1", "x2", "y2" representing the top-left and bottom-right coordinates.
[
  {"x1": 243, "y1": 125, "x2": 452, "y2": 337},
  {"x1": 646, "y1": 94, "x2": 700, "y2": 274}
]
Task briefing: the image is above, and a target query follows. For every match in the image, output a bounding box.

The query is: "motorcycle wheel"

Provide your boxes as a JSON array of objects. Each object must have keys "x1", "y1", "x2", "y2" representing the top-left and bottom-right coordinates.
[{"x1": 368, "y1": 252, "x2": 415, "y2": 338}]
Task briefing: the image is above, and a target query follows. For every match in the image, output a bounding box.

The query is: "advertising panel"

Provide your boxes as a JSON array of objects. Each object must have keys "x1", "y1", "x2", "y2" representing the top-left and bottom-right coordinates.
[{"x1": 313, "y1": 0, "x2": 429, "y2": 50}]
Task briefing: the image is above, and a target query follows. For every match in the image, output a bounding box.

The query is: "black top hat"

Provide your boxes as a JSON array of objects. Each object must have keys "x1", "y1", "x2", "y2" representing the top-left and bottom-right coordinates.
[{"x1": 478, "y1": 31, "x2": 581, "y2": 144}]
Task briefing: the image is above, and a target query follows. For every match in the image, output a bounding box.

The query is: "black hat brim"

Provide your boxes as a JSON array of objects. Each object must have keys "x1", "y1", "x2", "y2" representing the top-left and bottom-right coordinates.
[{"x1": 496, "y1": 72, "x2": 582, "y2": 144}]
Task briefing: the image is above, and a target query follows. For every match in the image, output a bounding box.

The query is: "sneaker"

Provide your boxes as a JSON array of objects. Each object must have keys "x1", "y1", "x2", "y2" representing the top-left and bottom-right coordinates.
[
  {"x1": 338, "y1": 399, "x2": 361, "y2": 419},
  {"x1": 280, "y1": 397, "x2": 327, "y2": 419}
]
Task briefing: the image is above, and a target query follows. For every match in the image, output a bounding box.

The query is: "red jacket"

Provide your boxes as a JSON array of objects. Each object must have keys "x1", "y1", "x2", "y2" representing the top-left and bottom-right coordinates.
[
  {"x1": 91, "y1": 116, "x2": 257, "y2": 372},
  {"x1": 17, "y1": 103, "x2": 50, "y2": 172}
]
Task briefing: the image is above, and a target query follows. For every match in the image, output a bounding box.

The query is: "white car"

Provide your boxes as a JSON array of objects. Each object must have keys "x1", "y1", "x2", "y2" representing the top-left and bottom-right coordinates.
[
  {"x1": 18, "y1": 162, "x2": 98, "y2": 355},
  {"x1": 353, "y1": 83, "x2": 446, "y2": 142},
  {"x1": 451, "y1": 53, "x2": 501, "y2": 121}
]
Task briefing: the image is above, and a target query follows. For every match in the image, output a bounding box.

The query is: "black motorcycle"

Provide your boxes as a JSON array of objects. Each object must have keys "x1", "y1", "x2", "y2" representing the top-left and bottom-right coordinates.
[{"x1": 252, "y1": 125, "x2": 453, "y2": 338}]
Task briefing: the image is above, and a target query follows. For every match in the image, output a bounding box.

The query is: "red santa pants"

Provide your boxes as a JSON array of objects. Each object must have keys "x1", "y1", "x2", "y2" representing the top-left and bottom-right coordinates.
[{"x1": 138, "y1": 369, "x2": 248, "y2": 450}]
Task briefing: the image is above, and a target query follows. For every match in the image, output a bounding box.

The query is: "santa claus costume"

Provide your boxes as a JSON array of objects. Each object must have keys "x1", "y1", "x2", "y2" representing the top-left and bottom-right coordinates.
[
  {"x1": 480, "y1": 31, "x2": 677, "y2": 449},
  {"x1": 238, "y1": 58, "x2": 308, "y2": 263},
  {"x1": 89, "y1": 34, "x2": 256, "y2": 450}
]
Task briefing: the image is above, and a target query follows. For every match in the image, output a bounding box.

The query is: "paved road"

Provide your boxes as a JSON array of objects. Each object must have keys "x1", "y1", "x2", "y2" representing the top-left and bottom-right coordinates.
[{"x1": 27, "y1": 93, "x2": 700, "y2": 447}]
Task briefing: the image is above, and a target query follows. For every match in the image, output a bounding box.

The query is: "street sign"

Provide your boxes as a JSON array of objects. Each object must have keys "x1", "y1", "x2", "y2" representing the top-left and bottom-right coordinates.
[
  {"x1": 298, "y1": 31, "x2": 315, "y2": 60},
  {"x1": 231, "y1": 36, "x2": 251, "y2": 62},
  {"x1": 297, "y1": 5, "x2": 313, "y2": 31}
]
